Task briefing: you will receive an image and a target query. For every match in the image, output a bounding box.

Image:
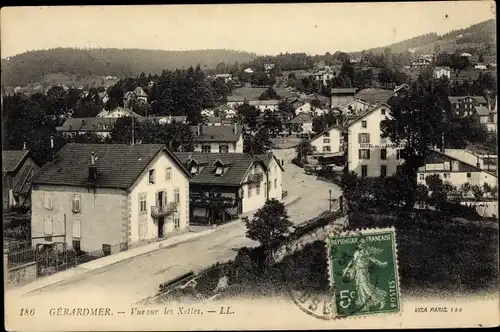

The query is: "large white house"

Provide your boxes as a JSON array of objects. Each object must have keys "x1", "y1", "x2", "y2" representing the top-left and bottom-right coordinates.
[
  {"x1": 30, "y1": 143, "x2": 191, "y2": 254},
  {"x1": 309, "y1": 125, "x2": 344, "y2": 156},
  {"x1": 347, "y1": 104, "x2": 404, "y2": 177}
]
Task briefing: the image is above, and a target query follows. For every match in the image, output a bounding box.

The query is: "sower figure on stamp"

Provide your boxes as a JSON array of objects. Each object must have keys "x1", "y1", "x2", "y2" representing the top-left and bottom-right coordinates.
[{"x1": 342, "y1": 238, "x2": 388, "y2": 312}]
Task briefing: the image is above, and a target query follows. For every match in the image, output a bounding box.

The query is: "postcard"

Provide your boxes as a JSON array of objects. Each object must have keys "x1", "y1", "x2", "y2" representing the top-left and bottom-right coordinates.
[{"x1": 2, "y1": 2, "x2": 498, "y2": 330}]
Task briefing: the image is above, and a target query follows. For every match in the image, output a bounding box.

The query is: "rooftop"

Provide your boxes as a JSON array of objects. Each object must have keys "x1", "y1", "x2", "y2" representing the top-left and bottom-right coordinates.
[
  {"x1": 57, "y1": 117, "x2": 117, "y2": 132},
  {"x1": 448, "y1": 95, "x2": 488, "y2": 105},
  {"x1": 355, "y1": 88, "x2": 395, "y2": 105},
  {"x1": 191, "y1": 125, "x2": 243, "y2": 142},
  {"x1": 31, "y1": 143, "x2": 188, "y2": 189},
  {"x1": 287, "y1": 113, "x2": 313, "y2": 124},
  {"x1": 2, "y1": 150, "x2": 30, "y2": 173},
  {"x1": 330, "y1": 88, "x2": 357, "y2": 95}
]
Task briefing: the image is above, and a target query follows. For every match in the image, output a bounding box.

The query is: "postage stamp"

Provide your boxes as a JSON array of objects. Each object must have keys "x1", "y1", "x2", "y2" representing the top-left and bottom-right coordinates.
[{"x1": 326, "y1": 227, "x2": 401, "y2": 318}]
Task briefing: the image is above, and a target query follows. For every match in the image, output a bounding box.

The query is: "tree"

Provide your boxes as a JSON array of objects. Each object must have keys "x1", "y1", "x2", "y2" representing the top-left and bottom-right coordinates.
[
  {"x1": 295, "y1": 139, "x2": 313, "y2": 165},
  {"x1": 243, "y1": 199, "x2": 292, "y2": 252},
  {"x1": 236, "y1": 103, "x2": 260, "y2": 130},
  {"x1": 471, "y1": 185, "x2": 484, "y2": 200},
  {"x1": 381, "y1": 73, "x2": 448, "y2": 209},
  {"x1": 258, "y1": 87, "x2": 281, "y2": 100},
  {"x1": 415, "y1": 184, "x2": 429, "y2": 208},
  {"x1": 460, "y1": 183, "x2": 472, "y2": 198}
]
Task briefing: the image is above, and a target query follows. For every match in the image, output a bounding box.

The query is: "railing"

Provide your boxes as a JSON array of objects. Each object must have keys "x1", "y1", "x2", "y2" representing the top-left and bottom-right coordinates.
[{"x1": 151, "y1": 202, "x2": 178, "y2": 218}]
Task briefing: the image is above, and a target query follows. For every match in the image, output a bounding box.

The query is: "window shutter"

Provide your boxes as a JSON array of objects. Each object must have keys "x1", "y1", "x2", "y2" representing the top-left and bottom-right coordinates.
[
  {"x1": 366, "y1": 134, "x2": 370, "y2": 144},
  {"x1": 367, "y1": 150, "x2": 371, "y2": 159},
  {"x1": 44, "y1": 217, "x2": 53, "y2": 235},
  {"x1": 163, "y1": 191, "x2": 168, "y2": 207},
  {"x1": 72, "y1": 220, "x2": 81, "y2": 238},
  {"x1": 358, "y1": 149, "x2": 362, "y2": 159},
  {"x1": 358, "y1": 133, "x2": 362, "y2": 143}
]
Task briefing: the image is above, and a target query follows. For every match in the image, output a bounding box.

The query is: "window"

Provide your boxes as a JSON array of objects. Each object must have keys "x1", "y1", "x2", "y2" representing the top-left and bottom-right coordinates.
[
  {"x1": 219, "y1": 145, "x2": 229, "y2": 153},
  {"x1": 165, "y1": 167, "x2": 172, "y2": 181},
  {"x1": 72, "y1": 220, "x2": 81, "y2": 238},
  {"x1": 380, "y1": 149, "x2": 387, "y2": 160},
  {"x1": 44, "y1": 192, "x2": 53, "y2": 210},
  {"x1": 323, "y1": 146, "x2": 331, "y2": 152},
  {"x1": 202, "y1": 145, "x2": 211, "y2": 153},
  {"x1": 248, "y1": 185, "x2": 252, "y2": 198},
  {"x1": 381, "y1": 165, "x2": 387, "y2": 177},
  {"x1": 452, "y1": 161, "x2": 459, "y2": 171},
  {"x1": 72, "y1": 239, "x2": 81, "y2": 252},
  {"x1": 397, "y1": 165, "x2": 403, "y2": 174},
  {"x1": 359, "y1": 133, "x2": 370, "y2": 143},
  {"x1": 456, "y1": 104, "x2": 459, "y2": 109},
  {"x1": 312, "y1": 146, "x2": 317, "y2": 152},
  {"x1": 443, "y1": 162, "x2": 450, "y2": 170},
  {"x1": 467, "y1": 173, "x2": 471, "y2": 178},
  {"x1": 139, "y1": 194, "x2": 147, "y2": 214},
  {"x1": 396, "y1": 149, "x2": 401, "y2": 160},
  {"x1": 361, "y1": 120, "x2": 367, "y2": 128},
  {"x1": 72, "y1": 194, "x2": 81, "y2": 213},
  {"x1": 323, "y1": 138, "x2": 330, "y2": 144},
  {"x1": 215, "y1": 167, "x2": 224, "y2": 176},
  {"x1": 274, "y1": 179, "x2": 277, "y2": 189},
  {"x1": 174, "y1": 188, "x2": 180, "y2": 203},
  {"x1": 361, "y1": 165, "x2": 368, "y2": 177},
  {"x1": 44, "y1": 217, "x2": 53, "y2": 241},
  {"x1": 174, "y1": 213, "x2": 180, "y2": 230},
  {"x1": 148, "y1": 169, "x2": 156, "y2": 184},
  {"x1": 443, "y1": 173, "x2": 449, "y2": 179},
  {"x1": 323, "y1": 132, "x2": 330, "y2": 137},
  {"x1": 381, "y1": 108, "x2": 386, "y2": 115},
  {"x1": 256, "y1": 183, "x2": 261, "y2": 195},
  {"x1": 419, "y1": 173, "x2": 424, "y2": 180},
  {"x1": 274, "y1": 166, "x2": 277, "y2": 174},
  {"x1": 359, "y1": 149, "x2": 370, "y2": 159}
]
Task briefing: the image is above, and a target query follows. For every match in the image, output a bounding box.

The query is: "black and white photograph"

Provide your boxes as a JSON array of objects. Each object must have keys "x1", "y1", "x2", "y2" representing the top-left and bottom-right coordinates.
[{"x1": 2, "y1": 2, "x2": 498, "y2": 330}]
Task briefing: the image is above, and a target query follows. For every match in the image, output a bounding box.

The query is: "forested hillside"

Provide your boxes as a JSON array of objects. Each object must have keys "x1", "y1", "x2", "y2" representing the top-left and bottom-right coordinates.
[
  {"x1": 357, "y1": 19, "x2": 495, "y2": 55},
  {"x1": 1, "y1": 48, "x2": 257, "y2": 86}
]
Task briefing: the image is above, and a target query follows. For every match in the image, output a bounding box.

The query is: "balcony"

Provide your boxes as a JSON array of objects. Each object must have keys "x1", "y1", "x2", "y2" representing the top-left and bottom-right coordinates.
[
  {"x1": 247, "y1": 172, "x2": 264, "y2": 183},
  {"x1": 151, "y1": 202, "x2": 177, "y2": 218}
]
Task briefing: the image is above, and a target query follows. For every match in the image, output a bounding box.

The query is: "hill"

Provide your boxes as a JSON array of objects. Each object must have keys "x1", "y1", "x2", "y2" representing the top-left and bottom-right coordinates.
[
  {"x1": 354, "y1": 19, "x2": 496, "y2": 56},
  {"x1": 1, "y1": 48, "x2": 258, "y2": 86}
]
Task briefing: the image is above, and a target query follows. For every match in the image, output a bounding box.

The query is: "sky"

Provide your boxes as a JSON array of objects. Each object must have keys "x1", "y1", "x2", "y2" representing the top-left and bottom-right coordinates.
[{"x1": 0, "y1": 2, "x2": 496, "y2": 58}]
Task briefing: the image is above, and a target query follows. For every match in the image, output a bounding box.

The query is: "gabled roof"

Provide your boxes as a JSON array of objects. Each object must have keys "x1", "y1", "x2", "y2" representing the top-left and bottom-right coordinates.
[
  {"x1": 330, "y1": 88, "x2": 357, "y2": 94},
  {"x1": 108, "y1": 107, "x2": 143, "y2": 118},
  {"x1": 340, "y1": 99, "x2": 370, "y2": 110},
  {"x1": 2, "y1": 150, "x2": 30, "y2": 173},
  {"x1": 12, "y1": 161, "x2": 37, "y2": 195},
  {"x1": 347, "y1": 104, "x2": 391, "y2": 127},
  {"x1": 475, "y1": 105, "x2": 490, "y2": 116},
  {"x1": 287, "y1": 113, "x2": 313, "y2": 124},
  {"x1": 133, "y1": 86, "x2": 147, "y2": 97},
  {"x1": 309, "y1": 125, "x2": 345, "y2": 142},
  {"x1": 191, "y1": 125, "x2": 243, "y2": 142},
  {"x1": 355, "y1": 88, "x2": 395, "y2": 105},
  {"x1": 57, "y1": 117, "x2": 117, "y2": 132},
  {"x1": 31, "y1": 143, "x2": 190, "y2": 189},
  {"x1": 175, "y1": 152, "x2": 255, "y2": 187},
  {"x1": 227, "y1": 96, "x2": 246, "y2": 102},
  {"x1": 424, "y1": 149, "x2": 497, "y2": 177},
  {"x1": 248, "y1": 100, "x2": 280, "y2": 106},
  {"x1": 254, "y1": 151, "x2": 285, "y2": 172},
  {"x1": 448, "y1": 95, "x2": 488, "y2": 105}
]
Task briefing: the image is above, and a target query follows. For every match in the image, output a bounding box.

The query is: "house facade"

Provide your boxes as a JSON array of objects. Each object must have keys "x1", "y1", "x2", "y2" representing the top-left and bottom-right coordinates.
[
  {"x1": 104, "y1": 107, "x2": 143, "y2": 119},
  {"x1": 339, "y1": 99, "x2": 370, "y2": 116},
  {"x1": 248, "y1": 100, "x2": 280, "y2": 112},
  {"x1": 433, "y1": 67, "x2": 451, "y2": 79},
  {"x1": 175, "y1": 152, "x2": 284, "y2": 224},
  {"x1": 30, "y1": 143, "x2": 191, "y2": 254},
  {"x1": 330, "y1": 88, "x2": 357, "y2": 108},
  {"x1": 192, "y1": 124, "x2": 244, "y2": 153},
  {"x1": 226, "y1": 96, "x2": 246, "y2": 109},
  {"x1": 417, "y1": 150, "x2": 497, "y2": 189},
  {"x1": 448, "y1": 96, "x2": 490, "y2": 116},
  {"x1": 284, "y1": 113, "x2": 313, "y2": 137},
  {"x1": 347, "y1": 104, "x2": 404, "y2": 177},
  {"x1": 2, "y1": 149, "x2": 40, "y2": 209},
  {"x1": 410, "y1": 58, "x2": 431, "y2": 68},
  {"x1": 309, "y1": 126, "x2": 344, "y2": 156},
  {"x1": 57, "y1": 118, "x2": 117, "y2": 139}
]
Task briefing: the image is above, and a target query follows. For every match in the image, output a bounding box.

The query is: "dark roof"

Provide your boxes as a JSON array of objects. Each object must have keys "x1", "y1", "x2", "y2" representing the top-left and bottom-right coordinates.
[
  {"x1": 12, "y1": 162, "x2": 37, "y2": 195},
  {"x1": 254, "y1": 152, "x2": 285, "y2": 172},
  {"x1": 287, "y1": 113, "x2": 313, "y2": 124},
  {"x1": 174, "y1": 152, "x2": 255, "y2": 187},
  {"x1": 309, "y1": 125, "x2": 345, "y2": 142},
  {"x1": 57, "y1": 118, "x2": 117, "y2": 132},
  {"x1": 31, "y1": 143, "x2": 190, "y2": 189},
  {"x1": 330, "y1": 88, "x2": 357, "y2": 94},
  {"x1": 191, "y1": 125, "x2": 243, "y2": 143},
  {"x1": 355, "y1": 88, "x2": 395, "y2": 105},
  {"x1": 227, "y1": 96, "x2": 246, "y2": 102},
  {"x1": 2, "y1": 150, "x2": 30, "y2": 173},
  {"x1": 448, "y1": 95, "x2": 488, "y2": 105}
]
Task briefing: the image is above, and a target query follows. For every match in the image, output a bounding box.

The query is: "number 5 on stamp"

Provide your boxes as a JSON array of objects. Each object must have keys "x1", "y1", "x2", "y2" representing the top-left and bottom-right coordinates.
[{"x1": 326, "y1": 228, "x2": 401, "y2": 318}]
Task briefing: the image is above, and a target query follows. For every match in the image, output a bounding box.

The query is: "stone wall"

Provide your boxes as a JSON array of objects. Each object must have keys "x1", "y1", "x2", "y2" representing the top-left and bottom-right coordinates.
[
  {"x1": 6, "y1": 260, "x2": 38, "y2": 287},
  {"x1": 272, "y1": 216, "x2": 348, "y2": 264}
]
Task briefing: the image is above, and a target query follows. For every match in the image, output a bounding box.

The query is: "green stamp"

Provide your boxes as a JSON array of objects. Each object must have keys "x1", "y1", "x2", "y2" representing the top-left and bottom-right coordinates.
[{"x1": 327, "y1": 228, "x2": 401, "y2": 318}]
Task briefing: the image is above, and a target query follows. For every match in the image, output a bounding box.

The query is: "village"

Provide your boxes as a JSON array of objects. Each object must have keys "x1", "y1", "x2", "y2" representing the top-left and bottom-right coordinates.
[{"x1": 2, "y1": 14, "x2": 498, "y2": 307}]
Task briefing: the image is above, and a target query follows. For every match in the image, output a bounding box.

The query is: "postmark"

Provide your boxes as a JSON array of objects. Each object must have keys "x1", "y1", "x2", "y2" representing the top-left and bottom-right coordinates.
[{"x1": 326, "y1": 227, "x2": 401, "y2": 318}]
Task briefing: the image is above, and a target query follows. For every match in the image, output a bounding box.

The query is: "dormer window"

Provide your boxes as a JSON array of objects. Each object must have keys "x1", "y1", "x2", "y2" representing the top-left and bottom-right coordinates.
[
  {"x1": 213, "y1": 159, "x2": 231, "y2": 176},
  {"x1": 190, "y1": 166, "x2": 198, "y2": 174},
  {"x1": 215, "y1": 166, "x2": 224, "y2": 176}
]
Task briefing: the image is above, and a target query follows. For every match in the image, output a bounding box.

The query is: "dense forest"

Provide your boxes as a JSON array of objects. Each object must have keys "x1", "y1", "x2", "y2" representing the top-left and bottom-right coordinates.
[{"x1": 1, "y1": 48, "x2": 257, "y2": 86}]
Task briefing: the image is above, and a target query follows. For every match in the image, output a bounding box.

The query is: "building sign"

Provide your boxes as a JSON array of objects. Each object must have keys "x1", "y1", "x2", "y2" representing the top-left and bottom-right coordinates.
[{"x1": 359, "y1": 143, "x2": 404, "y2": 149}]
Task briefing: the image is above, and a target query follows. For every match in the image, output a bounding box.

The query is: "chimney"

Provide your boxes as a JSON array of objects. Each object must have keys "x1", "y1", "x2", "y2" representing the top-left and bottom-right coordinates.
[
  {"x1": 23, "y1": 142, "x2": 27, "y2": 150},
  {"x1": 233, "y1": 123, "x2": 238, "y2": 134},
  {"x1": 88, "y1": 152, "x2": 98, "y2": 181},
  {"x1": 48, "y1": 136, "x2": 55, "y2": 162},
  {"x1": 197, "y1": 124, "x2": 203, "y2": 136}
]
